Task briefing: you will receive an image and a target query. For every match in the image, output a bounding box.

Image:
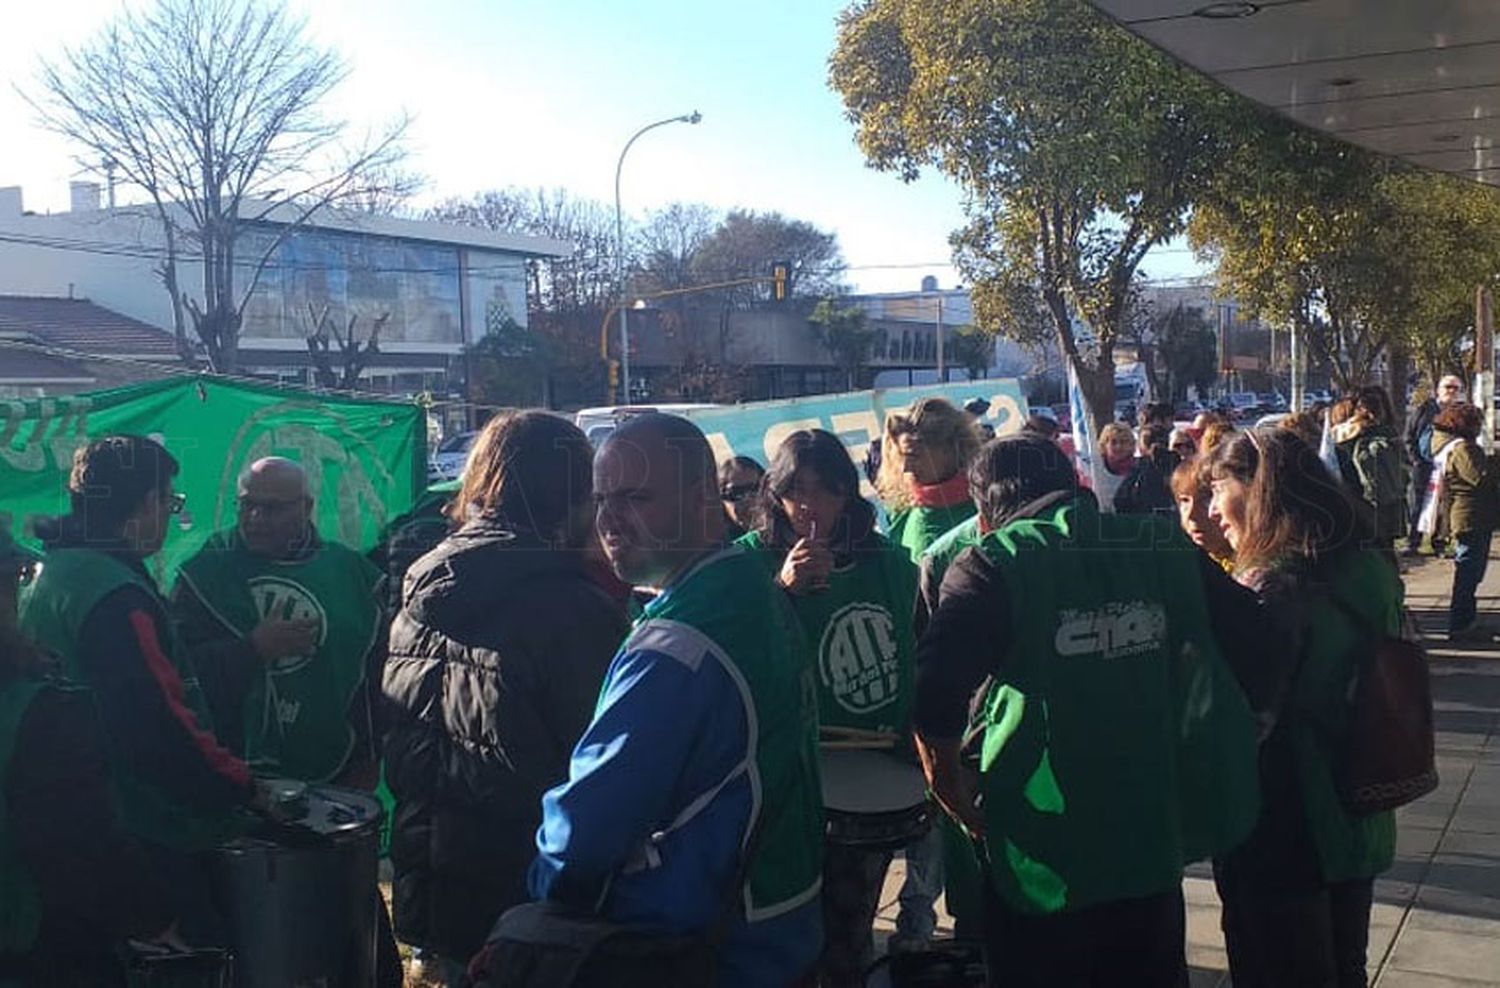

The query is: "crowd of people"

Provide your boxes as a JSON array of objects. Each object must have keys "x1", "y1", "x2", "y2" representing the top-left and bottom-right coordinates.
[{"x1": 0, "y1": 378, "x2": 1466, "y2": 987}]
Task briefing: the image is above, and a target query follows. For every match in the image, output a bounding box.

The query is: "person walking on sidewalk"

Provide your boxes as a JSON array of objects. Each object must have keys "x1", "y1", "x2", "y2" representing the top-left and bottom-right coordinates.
[
  {"x1": 1426, "y1": 403, "x2": 1498, "y2": 641},
  {"x1": 1405, "y1": 375, "x2": 1464, "y2": 555}
]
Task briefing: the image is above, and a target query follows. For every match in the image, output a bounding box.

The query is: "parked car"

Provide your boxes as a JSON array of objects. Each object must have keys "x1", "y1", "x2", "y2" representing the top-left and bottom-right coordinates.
[
  {"x1": 1227, "y1": 392, "x2": 1260, "y2": 420},
  {"x1": 573, "y1": 404, "x2": 723, "y2": 447},
  {"x1": 1255, "y1": 392, "x2": 1289, "y2": 414},
  {"x1": 428, "y1": 430, "x2": 477, "y2": 482}
]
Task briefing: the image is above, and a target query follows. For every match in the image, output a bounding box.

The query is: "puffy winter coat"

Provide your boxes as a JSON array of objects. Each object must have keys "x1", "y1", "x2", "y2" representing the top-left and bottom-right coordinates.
[{"x1": 381, "y1": 519, "x2": 628, "y2": 959}]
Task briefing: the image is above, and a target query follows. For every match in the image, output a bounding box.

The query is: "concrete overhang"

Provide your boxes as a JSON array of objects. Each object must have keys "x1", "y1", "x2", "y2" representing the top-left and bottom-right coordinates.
[{"x1": 1089, "y1": 1, "x2": 1500, "y2": 185}]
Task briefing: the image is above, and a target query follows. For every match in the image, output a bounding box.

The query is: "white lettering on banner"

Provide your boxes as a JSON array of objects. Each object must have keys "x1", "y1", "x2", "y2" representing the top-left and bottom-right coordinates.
[
  {"x1": 762, "y1": 418, "x2": 823, "y2": 466},
  {"x1": 830, "y1": 410, "x2": 880, "y2": 452},
  {"x1": 705, "y1": 432, "x2": 735, "y2": 467},
  {"x1": 830, "y1": 411, "x2": 883, "y2": 499},
  {"x1": 1054, "y1": 602, "x2": 1167, "y2": 660},
  {"x1": 0, "y1": 397, "x2": 94, "y2": 473},
  {"x1": 819, "y1": 602, "x2": 900, "y2": 714},
  {"x1": 986, "y1": 394, "x2": 1024, "y2": 436}
]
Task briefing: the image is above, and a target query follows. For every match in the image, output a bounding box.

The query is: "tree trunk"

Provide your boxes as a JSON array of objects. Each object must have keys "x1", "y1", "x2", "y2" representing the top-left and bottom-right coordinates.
[
  {"x1": 1387, "y1": 342, "x2": 1411, "y2": 419},
  {"x1": 1063, "y1": 351, "x2": 1118, "y2": 443}
]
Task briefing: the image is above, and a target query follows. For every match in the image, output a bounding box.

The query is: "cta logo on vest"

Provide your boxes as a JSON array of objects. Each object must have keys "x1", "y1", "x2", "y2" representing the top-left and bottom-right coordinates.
[
  {"x1": 1054, "y1": 602, "x2": 1167, "y2": 660},
  {"x1": 820, "y1": 602, "x2": 900, "y2": 715},
  {"x1": 249, "y1": 576, "x2": 328, "y2": 673}
]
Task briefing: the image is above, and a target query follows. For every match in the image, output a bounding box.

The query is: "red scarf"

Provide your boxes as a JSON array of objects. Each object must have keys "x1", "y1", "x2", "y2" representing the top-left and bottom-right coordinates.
[{"x1": 910, "y1": 472, "x2": 970, "y2": 509}]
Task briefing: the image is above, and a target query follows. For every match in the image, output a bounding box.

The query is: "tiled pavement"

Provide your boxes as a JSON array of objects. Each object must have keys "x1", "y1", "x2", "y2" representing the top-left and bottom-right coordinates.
[{"x1": 873, "y1": 553, "x2": 1500, "y2": 987}]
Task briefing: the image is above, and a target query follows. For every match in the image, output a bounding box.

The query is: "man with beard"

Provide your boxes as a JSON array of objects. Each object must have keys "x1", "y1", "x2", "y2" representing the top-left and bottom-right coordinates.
[{"x1": 529, "y1": 415, "x2": 825, "y2": 987}]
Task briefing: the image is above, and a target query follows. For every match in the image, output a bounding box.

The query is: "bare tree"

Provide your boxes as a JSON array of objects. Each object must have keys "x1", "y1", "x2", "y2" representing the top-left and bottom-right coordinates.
[
  {"x1": 28, "y1": 0, "x2": 413, "y2": 371},
  {"x1": 304, "y1": 303, "x2": 387, "y2": 390}
]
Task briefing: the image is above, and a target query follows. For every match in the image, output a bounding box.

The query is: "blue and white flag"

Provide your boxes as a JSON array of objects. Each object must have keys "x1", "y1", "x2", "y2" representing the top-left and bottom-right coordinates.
[{"x1": 1068, "y1": 362, "x2": 1103, "y2": 494}]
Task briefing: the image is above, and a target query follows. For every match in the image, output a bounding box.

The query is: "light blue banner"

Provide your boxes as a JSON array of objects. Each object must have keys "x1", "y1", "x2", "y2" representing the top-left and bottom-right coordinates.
[{"x1": 681, "y1": 378, "x2": 1026, "y2": 470}]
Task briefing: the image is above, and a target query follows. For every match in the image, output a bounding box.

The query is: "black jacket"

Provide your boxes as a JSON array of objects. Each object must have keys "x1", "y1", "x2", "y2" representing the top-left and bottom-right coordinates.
[{"x1": 381, "y1": 519, "x2": 629, "y2": 960}]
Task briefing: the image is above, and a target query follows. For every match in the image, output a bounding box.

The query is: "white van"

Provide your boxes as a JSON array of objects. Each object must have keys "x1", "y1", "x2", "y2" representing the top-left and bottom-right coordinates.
[{"x1": 574, "y1": 404, "x2": 723, "y2": 446}]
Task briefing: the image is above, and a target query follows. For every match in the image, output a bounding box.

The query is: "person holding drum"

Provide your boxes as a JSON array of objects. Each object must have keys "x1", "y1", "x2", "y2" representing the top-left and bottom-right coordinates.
[
  {"x1": 173, "y1": 457, "x2": 388, "y2": 790},
  {"x1": 913, "y1": 434, "x2": 1270, "y2": 987},
  {"x1": 19, "y1": 437, "x2": 270, "y2": 950},
  {"x1": 171, "y1": 455, "x2": 402, "y2": 985},
  {"x1": 739, "y1": 428, "x2": 921, "y2": 988},
  {"x1": 0, "y1": 528, "x2": 185, "y2": 985}
]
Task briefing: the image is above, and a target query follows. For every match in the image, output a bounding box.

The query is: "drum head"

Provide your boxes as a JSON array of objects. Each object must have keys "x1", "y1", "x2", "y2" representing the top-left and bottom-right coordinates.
[
  {"x1": 302, "y1": 785, "x2": 383, "y2": 837},
  {"x1": 820, "y1": 748, "x2": 928, "y2": 814}
]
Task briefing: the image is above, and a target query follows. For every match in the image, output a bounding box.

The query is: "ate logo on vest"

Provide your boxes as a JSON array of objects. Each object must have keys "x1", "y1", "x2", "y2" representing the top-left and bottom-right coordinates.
[
  {"x1": 248, "y1": 576, "x2": 328, "y2": 674},
  {"x1": 819, "y1": 602, "x2": 900, "y2": 715},
  {"x1": 1054, "y1": 601, "x2": 1167, "y2": 660}
]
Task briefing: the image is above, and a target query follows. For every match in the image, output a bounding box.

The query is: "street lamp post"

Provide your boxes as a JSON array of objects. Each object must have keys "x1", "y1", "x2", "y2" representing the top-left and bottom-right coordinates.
[{"x1": 615, "y1": 110, "x2": 702, "y2": 404}]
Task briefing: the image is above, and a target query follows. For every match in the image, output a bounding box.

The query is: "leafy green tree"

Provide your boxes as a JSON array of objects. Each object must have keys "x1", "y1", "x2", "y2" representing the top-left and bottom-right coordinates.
[
  {"x1": 830, "y1": 0, "x2": 1234, "y2": 436},
  {"x1": 691, "y1": 210, "x2": 847, "y2": 306},
  {"x1": 809, "y1": 299, "x2": 878, "y2": 389},
  {"x1": 1191, "y1": 118, "x2": 1500, "y2": 395},
  {"x1": 1131, "y1": 302, "x2": 1217, "y2": 402},
  {"x1": 947, "y1": 324, "x2": 994, "y2": 381},
  {"x1": 466, "y1": 315, "x2": 549, "y2": 408}
]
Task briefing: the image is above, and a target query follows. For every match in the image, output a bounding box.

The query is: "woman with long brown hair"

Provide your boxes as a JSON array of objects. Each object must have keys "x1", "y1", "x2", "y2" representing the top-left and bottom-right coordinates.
[
  {"x1": 1206, "y1": 429, "x2": 1401, "y2": 988},
  {"x1": 382, "y1": 411, "x2": 629, "y2": 983},
  {"x1": 1425, "y1": 402, "x2": 1497, "y2": 639},
  {"x1": 740, "y1": 428, "x2": 919, "y2": 987}
]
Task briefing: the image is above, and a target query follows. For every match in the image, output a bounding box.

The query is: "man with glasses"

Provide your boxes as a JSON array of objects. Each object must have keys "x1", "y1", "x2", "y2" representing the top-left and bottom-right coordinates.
[
  {"x1": 1405, "y1": 375, "x2": 1466, "y2": 555},
  {"x1": 173, "y1": 457, "x2": 387, "y2": 789},
  {"x1": 20, "y1": 435, "x2": 262, "y2": 947},
  {"x1": 717, "y1": 455, "x2": 765, "y2": 539}
]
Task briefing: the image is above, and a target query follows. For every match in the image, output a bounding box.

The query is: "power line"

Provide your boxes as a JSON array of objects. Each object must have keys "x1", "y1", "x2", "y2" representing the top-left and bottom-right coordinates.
[
  {"x1": 0, "y1": 336, "x2": 512, "y2": 414},
  {"x1": 0, "y1": 224, "x2": 1203, "y2": 281}
]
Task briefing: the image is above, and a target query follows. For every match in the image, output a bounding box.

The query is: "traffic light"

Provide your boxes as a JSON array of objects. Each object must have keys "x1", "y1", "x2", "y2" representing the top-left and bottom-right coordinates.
[
  {"x1": 608, "y1": 360, "x2": 620, "y2": 398},
  {"x1": 771, "y1": 261, "x2": 790, "y2": 302}
]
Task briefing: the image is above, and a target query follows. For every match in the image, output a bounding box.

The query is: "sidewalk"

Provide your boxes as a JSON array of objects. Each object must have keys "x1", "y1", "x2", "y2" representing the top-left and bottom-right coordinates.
[{"x1": 875, "y1": 552, "x2": 1500, "y2": 987}]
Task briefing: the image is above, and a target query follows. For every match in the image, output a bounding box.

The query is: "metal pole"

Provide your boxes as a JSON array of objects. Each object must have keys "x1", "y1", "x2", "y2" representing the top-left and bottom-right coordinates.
[
  {"x1": 1290, "y1": 321, "x2": 1303, "y2": 413},
  {"x1": 935, "y1": 293, "x2": 945, "y2": 382},
  {"x1": 614, "y1": 111, "x2": 701, "y2": 404},
  {"x1": 1478, "y1": 285, "x2": 1495, "y2": 452}
]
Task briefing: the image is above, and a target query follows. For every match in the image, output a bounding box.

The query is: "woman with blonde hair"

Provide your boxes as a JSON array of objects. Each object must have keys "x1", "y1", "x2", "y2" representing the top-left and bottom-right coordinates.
[
  {"x1": 877, "y1": 397, "x2": 982, "y2": 565},
  {"x1": 1092, "y1": 421, "x2": 1136, "y2": 512}
]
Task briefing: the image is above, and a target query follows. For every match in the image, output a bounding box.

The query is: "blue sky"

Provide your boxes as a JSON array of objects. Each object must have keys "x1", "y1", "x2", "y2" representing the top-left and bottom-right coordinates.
[{"x1": 0, "y1": 0, "x2": 1205, "y2": 292}]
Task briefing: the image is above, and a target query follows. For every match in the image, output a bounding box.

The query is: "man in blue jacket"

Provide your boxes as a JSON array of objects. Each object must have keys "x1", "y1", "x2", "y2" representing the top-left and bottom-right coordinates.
[{"x1": 530, "y1": 414, "x2": 824, "y2": 987}]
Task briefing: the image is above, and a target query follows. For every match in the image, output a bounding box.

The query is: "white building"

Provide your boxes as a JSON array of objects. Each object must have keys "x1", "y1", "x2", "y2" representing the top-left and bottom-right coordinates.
[{"x1": 0, "y1": 182, "x2": 570, "y2": 393}]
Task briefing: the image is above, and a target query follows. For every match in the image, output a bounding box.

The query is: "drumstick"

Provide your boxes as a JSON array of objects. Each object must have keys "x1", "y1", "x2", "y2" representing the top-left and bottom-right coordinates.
[
  {"x1": 820, "y1": 725, "x2": 901, "y2": 743},
  {"x1": 819, "y1": 738, "x2": 898, "y2": 751}
]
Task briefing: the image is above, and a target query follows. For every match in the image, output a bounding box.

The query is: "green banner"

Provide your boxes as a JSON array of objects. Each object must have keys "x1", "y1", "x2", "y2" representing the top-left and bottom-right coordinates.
[{"x1": 0, "y1": 377, "x2": 425, "y2": 584}]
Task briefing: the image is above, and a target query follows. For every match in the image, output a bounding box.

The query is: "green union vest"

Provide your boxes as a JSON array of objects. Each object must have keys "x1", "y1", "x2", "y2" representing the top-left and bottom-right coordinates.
[
  {"x1": 974, "y1": 498, "x2": 1260, "y2": 915},
  {"x1": 888, "y1": 501, "x2": 977, "y2": 566},
  {"x1": 175, "y1": 529, "x2": 383, "y2": 783},
  {"x1": 18, "y1": 548, "x2": 244, "y2": 852},
  {"x1": 638, "y1": 546, "x2": 825, "y2": 920},
  {"x1": 738, "y1": 531, "x2": 918, "y2": 735},
  {"x1": 0, "y1": 678, "x2": 46, "y2": 956}
]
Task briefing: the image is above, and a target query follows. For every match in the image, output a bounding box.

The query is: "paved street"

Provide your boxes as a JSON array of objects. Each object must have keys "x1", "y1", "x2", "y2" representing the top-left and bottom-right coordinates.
[{"x1": 874, "y1": 551, "x2": 1500, "y2": 986}]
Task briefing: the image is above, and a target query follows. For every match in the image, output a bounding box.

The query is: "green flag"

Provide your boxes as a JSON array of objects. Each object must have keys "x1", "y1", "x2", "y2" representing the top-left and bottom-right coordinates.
[{"x1": 0, "y1": 377, "x2": 424, "y2": 585}]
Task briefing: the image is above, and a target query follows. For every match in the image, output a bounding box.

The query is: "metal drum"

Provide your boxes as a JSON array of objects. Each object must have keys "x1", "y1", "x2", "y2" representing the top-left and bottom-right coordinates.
[
  {"x1": 820, "y1": 747, "x2": 933, "y2": 850},
  {"x1": 209, "y1": 784, "x2": 383, "y2": 988},
  {"x1": 124, "y1": 946, "x2": 233, "y2": 988}
]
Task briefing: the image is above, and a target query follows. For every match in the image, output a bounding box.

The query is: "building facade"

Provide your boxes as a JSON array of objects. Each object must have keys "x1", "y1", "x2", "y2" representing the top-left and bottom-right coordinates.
[{"x1": 0, "y1": 182, "x2": 569, "y2": 395}]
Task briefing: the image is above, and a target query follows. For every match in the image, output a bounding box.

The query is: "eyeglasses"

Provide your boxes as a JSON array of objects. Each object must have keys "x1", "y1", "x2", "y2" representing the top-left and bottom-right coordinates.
[
  {"x1": 237, "y1": 496, "x2": 302, "y2": 515},
  {"x1": 167, "y1": 492, "x2": 187, "y2": 515},
  {"x1": 720, "y1": 485, "x2": 758, "y2": 502}
]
